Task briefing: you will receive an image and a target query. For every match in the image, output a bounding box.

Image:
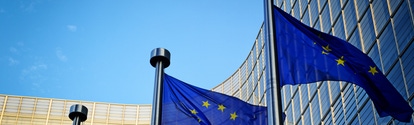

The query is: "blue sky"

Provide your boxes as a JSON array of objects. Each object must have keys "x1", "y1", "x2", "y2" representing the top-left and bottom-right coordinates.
[{"x1": 0, "y1": 0, "x2": 264, "y2": 104}]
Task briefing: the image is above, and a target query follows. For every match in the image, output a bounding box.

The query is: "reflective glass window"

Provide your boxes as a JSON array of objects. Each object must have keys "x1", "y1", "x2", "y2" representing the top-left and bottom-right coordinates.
[
  {"x1": 284, "y1": 0, "x2": 292, "y2": 14},
  {"x1": 329, "y1": 81, "x2": 341, "y2": 102},
  {"x1": 343, "y1": 0, "x2": 357, "y2": 38},
  {"x1": 348, "y1": 28, "x2": 362, "y2": 50},
  {"x1": 329, "y1": 0, "x2": 341, "y2": 22},
  {"x1": 355, "y1": 87, "x2": 368, "y2": 106},
  {"x1": 376, "y1": 113, "x2": 392, "y2": 125},
  {"x1": 355, "y1": 0, "x2": 369, "y2": 20},
  {"x1": 318, "y1": 0, "x2": 328, "y2": 13},
  {"x1": 341, "y1": 0, "x2": 349, "y2": 8},
  {"x1": 299, "y1": 0, "x2": 308, "y2": 17},
  {"x1": 259, "y1": 75, "x2": 265, "y2": 102},
  {"x1": 291, "y1": 84, "x2": 298, "y2": 95},
  {"x1": 309, "y1": 0, "x2": 319, "y2": 25},
  {"x1": 293, "y1": 1, "x2": 301, "y2": 20},
  {"x1": 248, "y1": 53, "x2": 253, "y2": 72},
  {"x1": 394, "y1": 119, "x2": 414, "y2": 125},
  {"x1": 402, "y1": 43, "x2": 414, "y2": 95},
  {"x1": 293, "y1": 92, "x2": 301, "y2": 121},
  {"x1": 310, "y1": 97, "x2": 321, "y2": 124},
  {"x1": 302, "y1": 8, "x2": 310, "y2": 26},
  {"x1": 321, "y1": 4, "x2": 332, "y2": 33},
  {"x1": 333, "y1": 15, "x2": 346, "y2": 40},
  {"x1": 378, "y1": 23, "x2": 398, "y2": 71},
  {"x1": 342, "y1": 85, "x2": 357, "y2": 123},
  {"x1": 303, "y1": 106, "x2": 311, "y2": 125},
  {"x1": 411, "y1": 99, "x2": 414, "y2": 119},
  {"x1": 252, "y1": 44, "x2": 258, "y2": 65},
  {"x1": 319, "y1": 82, "x2": 330, "y2": 114},
  {"x1": 276, "y1": 0, "x2": 283, "y2": 6},
  {"x1": 300, "y1": 85, "x2": 309, "y2": 113},
  {"x1": 241, "y1": 80, "x2": 248, "y2": 100},
  {"x1": 308, "y1": 83, "x2": 318, "y2": 98},
  {"x1": 350, "y1": 117, "x2": 359, "y2": 125},
  {"x1": 372, "y1": 0, "x2": 390, "y2": 33},
  {"x1": 322, "y1": 113, "x2": 333, "y2": 124},
  {"x1": 359, "y1": 9, "x2": 376, "y2": 51},
  {"x1": 393, "y1": 2, "x2": 414, "y2": 51},
  {"x1": 359, "y1": 102, "x2": 374, "y2": 125},
  {"x1": 313, "y1": 18, "x2": 321, "y2": 30},
  {"x1": 285, "y1": 103, "x2": 294, "y2": 124},
  {"x1": 21, "y1": 98, "x2": 35, "y2": 115},
  {"x1": 332, "y1": 97, "x2": 344, "y2": 124},
  {"x1": 283, "y1": 85, "x2": 292, "y2": 104},
  {"x1": 387, "y1": 0, "x2": 402, "y2": 14}
]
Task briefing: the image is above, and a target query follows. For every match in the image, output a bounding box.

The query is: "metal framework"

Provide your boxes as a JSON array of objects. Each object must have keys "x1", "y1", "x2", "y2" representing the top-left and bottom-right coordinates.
[{"x1": 0, "y1": 94, "x2": 151, "y2": 125}]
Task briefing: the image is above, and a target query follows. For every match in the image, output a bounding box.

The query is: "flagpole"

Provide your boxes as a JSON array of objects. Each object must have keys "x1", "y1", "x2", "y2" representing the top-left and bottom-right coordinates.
[
  {"x1": 264, "y1": 0, "x2": 284, "y2": 124},
  {"x1": 150, "y1": 48, "x2": 171, "y2": 125},
  {"x1": 68, "y1": 104, "x2": 88, "y2": 125}
]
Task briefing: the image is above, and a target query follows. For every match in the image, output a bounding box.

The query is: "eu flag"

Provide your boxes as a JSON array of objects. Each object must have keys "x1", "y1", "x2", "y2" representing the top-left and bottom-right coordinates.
[
  {"x1": 272, "y1": 6, "x2": 413, "y2": 122},
  {"x1": 161, "y1": 73, "x2": 267, "y2": 125}
]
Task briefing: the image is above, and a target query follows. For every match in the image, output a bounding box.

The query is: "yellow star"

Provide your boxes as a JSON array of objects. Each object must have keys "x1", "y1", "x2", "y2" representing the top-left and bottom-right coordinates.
[
  {"x1": 322, "y1": 51, "x2": 329, "y2": 55},
  {"x1": 218, "y1": 104, "x2": 226, "y2": 112},
  {"x1": 198, "y1": 118, "x2": 202, "y2": 122},
  {"x1": 322, "y1": 45, "x2": 332, "y2": 52},
  {"x1": 336, "y1": 56, "x2": 345, "y2": 66},
  {"x1": 368, "y1": 66, "x2": 378, "y2": 75},
  {"x1": 190, "y1": 109, "x2": 197, "y2": 114},
  {"x1": 202, "y1": 101, "x2": 210, "y2": 108},
  {"x1": 230, "y1": 112, "x2": 238, "y2": 120}
]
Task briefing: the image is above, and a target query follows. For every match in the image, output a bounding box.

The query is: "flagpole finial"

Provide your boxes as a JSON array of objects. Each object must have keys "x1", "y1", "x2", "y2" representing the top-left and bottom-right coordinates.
[
  {"x1": 68, "y1": 104, "x2": 88, "y2": 125},
  {"x1": 150, "y1": 48, "x2": 170, "y2": 68}
]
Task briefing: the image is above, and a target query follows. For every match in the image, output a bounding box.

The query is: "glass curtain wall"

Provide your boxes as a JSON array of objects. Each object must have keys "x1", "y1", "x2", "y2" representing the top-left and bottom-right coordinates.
[
  {"x1": 213, "y1": 0, "x2": 414, "y2": 124},
  {"x1": 0, "y1": 94, "x2": 151, "y2": 125}
]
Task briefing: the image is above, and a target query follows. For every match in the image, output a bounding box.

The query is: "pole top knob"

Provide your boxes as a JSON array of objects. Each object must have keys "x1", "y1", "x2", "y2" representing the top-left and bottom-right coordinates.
[
  {"x1": 150, "y1": 48, "x2": 170, "y2": 68},
  {"x1": 68, "y1": 104, "x2": 88, "y2": 122}
]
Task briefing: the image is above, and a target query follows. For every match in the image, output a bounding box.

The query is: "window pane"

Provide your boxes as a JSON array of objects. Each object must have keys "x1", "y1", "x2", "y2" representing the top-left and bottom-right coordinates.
[
  {"x1": 386, "y1": 62, "x2": 408, "y2": 100},
  {"x1": 333, "y1": 15, "x2": 346, "y2": 40},
  {"x1": 378, "y1": 23, "x2": 398, "y2": 71},
  {"x1": 329, "y1": 0, "x2": 341, "y2": 22},
  {"x1": 359, "y1": 102, "x2": 375, "y2": 125},
  {"x1": 343, "y1": 0, "x2": 357, "y2": 38},
  {"x1": 402, "y1": 43, "x2": 414, "y2": 96},
  {"x1": 372, "y1": 0, "x2": 390, "y2": 33},
  {"x1": 393, "y1": 2, "x2": 414, "y2": 51},
  {"x1": 355, "y1": 0, "x2": 369, "y2": 20},
  {"x1": 387, "y1": 0, "x2": 402, "y2": 14},
  {"x1": 309, "y1": 0, "x2": 319, "y2": 26},
  {"x1": 321, "y1": 4, "x2": 332, "y2": 33},
  {"x1": 359, "y1": 9, "x2": 375, "y2": 51}
]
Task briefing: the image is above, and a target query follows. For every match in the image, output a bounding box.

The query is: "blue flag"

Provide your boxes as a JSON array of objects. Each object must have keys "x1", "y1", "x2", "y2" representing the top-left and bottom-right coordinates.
[
  {"x1": 161, "y1": 74, "x2": 267, "y2": 125},
  {"x1": 272, "y1": 6, "x2": 413, "y2": 122}
]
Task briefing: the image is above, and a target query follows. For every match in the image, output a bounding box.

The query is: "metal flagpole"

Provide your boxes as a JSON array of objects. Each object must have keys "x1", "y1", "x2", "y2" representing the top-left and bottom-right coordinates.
[
  {"x1": 150, "y1": 48, "x2": 171, "y2": 125},
  {"x1": 264, "y1": 0, "x2": 284, "y2": 124},
  {"x1": 68, "y1": 104, "x2": 88, "y2": 125}
]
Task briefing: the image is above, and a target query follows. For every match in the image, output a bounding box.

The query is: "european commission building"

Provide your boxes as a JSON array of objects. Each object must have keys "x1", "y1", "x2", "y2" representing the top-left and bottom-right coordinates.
[
  {"x1": 213, "y1": 0, "x2": 414, "y2": 124},
  {"x1": 1, "y1": 0, "x2": 414, "y2": 124}
]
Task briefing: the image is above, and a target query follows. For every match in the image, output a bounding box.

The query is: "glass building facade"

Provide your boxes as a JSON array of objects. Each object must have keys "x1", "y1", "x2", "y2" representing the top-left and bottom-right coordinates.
[
  {"x1": 212, "y1": 0, "x2": 414, "y2": 124},
  {"x1": 0, "y1": 94, "x2": 151, "y2": 125}
]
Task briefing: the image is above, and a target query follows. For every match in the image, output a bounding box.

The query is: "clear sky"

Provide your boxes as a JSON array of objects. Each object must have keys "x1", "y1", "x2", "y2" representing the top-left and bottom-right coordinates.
[{"x1": 0, "y1": 0, "x2": 264, "y2": 104}]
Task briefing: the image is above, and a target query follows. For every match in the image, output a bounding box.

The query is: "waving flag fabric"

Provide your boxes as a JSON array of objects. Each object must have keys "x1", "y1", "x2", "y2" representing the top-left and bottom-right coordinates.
[
  {"x1": 161, "y1": 73, "x2": 267, "y2": 125},
  {"x1": 272, "y1": 6, "x2": 413, "y2": 122}
]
